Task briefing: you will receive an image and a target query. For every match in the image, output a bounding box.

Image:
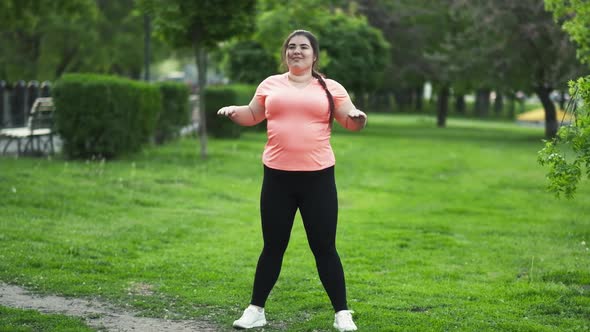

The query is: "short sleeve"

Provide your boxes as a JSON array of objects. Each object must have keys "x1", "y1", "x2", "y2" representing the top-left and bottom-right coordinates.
[
  {"x1": 326, "y1": 79, "x2": 352, "y2": 109},
  {"x1": 254, "y1": 76, "x2": 273, "y2": 108}
]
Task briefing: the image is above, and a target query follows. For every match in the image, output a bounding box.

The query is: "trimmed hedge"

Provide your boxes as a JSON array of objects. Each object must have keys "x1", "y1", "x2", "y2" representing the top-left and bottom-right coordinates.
[
  {"x1": 205, "y1": 84, "x2": 261, "y2": 138},
  {"x1": 154, "y1": 82, "x2": 190, "y2": 144},
  {"x1": 53, "y1": 73, "x2": 161, "y2": 159}
]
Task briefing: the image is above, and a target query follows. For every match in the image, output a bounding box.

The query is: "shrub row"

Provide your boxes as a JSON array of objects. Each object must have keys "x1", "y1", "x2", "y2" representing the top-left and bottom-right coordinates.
[
  {"x1": 205, "y1": 84, "x2": 263, "y2": 138},
  {"x1": 53, "y1": 74, "x2": 189, "y2": 159},
  {"x1": 155, "y1": 82, "x2": 190, "y2": 144}
]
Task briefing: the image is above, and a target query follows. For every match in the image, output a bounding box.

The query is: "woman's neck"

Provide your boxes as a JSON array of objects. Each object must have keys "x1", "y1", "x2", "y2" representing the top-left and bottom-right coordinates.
[{"x1": 288, "y1": 70, "x2": 313, "y2": 83}]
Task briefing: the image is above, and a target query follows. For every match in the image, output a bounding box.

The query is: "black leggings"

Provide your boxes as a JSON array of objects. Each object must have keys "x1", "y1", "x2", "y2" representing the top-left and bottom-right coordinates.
[{"x1": 250, "y1": 165, "x2": 348, "y2": 312}]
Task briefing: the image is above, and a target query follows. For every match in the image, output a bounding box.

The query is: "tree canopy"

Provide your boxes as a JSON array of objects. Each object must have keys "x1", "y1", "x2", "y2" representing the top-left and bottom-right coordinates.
[
  {"x1": 0, "y1": 0, "x2": 168, "y2": 81},
  {"x1": 546, "y1": 0, "x2": 590, "y2": 65},
  {"x1": 462, "y1": 0, "x2": 584, "y2": 138},
  {"x1": 358, "y1": 0, "x2": 585, "y2": 134}
]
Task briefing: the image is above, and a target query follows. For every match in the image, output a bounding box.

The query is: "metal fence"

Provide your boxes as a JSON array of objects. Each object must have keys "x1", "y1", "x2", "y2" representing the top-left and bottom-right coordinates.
[{"x1": 0, "y1": 80, "x2": 52, "y2": 129}]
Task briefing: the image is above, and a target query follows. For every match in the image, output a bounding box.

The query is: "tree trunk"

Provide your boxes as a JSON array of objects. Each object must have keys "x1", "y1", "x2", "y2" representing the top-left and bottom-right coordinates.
[
  {"x1": 437, "y1": 85, "x2": 450, "y2": 128},
  {"x1": 559, "y1": 90, "x2": 566, "y2": 110},
  {"x1": 195, "y1": 45, "x2": 208, "y2": 159},
  {"x1": 414, "y1": 86, "x2": 423, "y2": 112},
  {"x1": 429, "y1": 89, "x2": 436, "y2": 109},
  {"x1": 55, "y1": 47, "x2": 79, "y2": 78},
  {"x1": 143, "y1": 14, "x2": 151, "y2": 82},
  {"x1": 475, "y1": 89, "x2": 491, "y2": 117},
  {"x1": 535, "y1": 86, "x2": 557, "y2": 139},
  {"x1": 393, "y1": 88, "x2": 411, "y2": 111},
  {"x1": 493, "y1": 91, "x2": 503, "y2": 115},
  {"x1": 508, "y1": 94, "x2": 516, "y2": 119},
  {"x1": 355, "y1": 90, "x2": 367, "y2": 112},
  {"x1": 369, "y1": 91, "x2": 391, "y2": 113},
  {"x1": 454, "y1": 94, "x2": 465, "y2": 114}
]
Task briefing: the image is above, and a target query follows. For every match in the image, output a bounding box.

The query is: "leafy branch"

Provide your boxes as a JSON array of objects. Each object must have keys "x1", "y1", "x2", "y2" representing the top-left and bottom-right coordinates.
[{"x1": 538, "y1": 76, "x2": 590, "y2": 198}]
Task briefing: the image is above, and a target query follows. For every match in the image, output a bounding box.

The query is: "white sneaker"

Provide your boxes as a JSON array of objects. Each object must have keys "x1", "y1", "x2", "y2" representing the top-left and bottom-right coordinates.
[
  {"x1": 233, "y1": 305, "x2": 267, "y2": 329},
  {"x1": 333, "y1": 310, "x2": 357, "y2": 331}
]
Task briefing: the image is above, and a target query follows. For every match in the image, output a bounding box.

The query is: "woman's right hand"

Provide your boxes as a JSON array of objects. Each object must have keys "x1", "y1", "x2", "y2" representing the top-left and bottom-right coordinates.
[{"x1": 217, "y1": 106, "x2": 237, "y2": 118}]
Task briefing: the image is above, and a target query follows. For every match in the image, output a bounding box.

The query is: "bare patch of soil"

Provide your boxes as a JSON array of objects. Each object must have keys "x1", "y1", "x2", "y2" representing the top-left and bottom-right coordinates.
[{"x1": 0, "y1": 283, "x2": 220, "y2": 331}]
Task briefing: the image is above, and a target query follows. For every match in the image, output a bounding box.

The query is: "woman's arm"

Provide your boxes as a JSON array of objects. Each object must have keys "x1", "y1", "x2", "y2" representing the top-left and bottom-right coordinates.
[
  {"x1": 217, "y1": 98, "x2": 266, "y2": 126},
  {"x1": 333, "y1": 98, "x2": 367, "y2": 131}
]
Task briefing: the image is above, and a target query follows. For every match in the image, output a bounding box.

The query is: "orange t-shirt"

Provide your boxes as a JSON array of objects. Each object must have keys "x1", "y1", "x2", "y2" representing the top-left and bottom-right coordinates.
[{"x1": 254, "y1": 72, "x2": 352, "y2": 171}]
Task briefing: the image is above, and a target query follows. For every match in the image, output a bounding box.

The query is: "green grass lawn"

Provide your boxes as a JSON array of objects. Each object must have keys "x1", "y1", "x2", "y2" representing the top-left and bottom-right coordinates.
[
  {"x1": 0, "y1": 305, "x2": 94, "y2": 332},
  {"x1": 1, "y1": 114, "x2": 589, "y2": 331}
]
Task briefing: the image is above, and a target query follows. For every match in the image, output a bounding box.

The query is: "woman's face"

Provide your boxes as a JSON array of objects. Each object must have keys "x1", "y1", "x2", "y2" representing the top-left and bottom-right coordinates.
[{"x1": 285, "y1": 35, "x2": 316, "y2": 72}]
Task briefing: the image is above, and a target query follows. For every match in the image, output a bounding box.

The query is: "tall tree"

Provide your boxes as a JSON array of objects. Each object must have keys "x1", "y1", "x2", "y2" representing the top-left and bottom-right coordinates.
[
  {"x1": 457, "y1": 0, "x2": 585, "y2": 138},
  {"x1": 139, "y1": 0, "x2": 256, "y2": 159}
]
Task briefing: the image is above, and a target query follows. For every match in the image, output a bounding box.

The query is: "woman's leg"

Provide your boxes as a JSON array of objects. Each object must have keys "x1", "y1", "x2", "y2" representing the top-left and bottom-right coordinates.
[
  {"x1": 298, "y1": 167, "x2": 348, "y2": 312},
  {"x1": 250, "y1": 166, "x2": 298, "y2": 307}
]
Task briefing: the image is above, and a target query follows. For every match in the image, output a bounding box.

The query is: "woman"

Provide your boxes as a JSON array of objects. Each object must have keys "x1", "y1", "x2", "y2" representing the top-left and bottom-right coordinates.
[{"x1": 218, "y1": 30, "x2": 366, "y2": 331}]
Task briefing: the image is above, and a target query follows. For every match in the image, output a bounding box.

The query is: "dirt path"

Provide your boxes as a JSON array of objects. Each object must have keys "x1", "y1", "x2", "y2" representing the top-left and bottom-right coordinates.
[{"x1": 0, "y1": 283, "x2": 221, "y2": 331}]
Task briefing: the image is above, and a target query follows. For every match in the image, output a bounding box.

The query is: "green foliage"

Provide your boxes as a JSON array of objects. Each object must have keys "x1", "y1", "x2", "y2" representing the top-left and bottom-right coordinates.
[
  {"x1": 540, "y1": 0, "x2": 590, "y2": 197},
  {"x1": 538, "y1": 76, "x2": 590, "y2": 198},
  {"x1": 546, "y1": 0, "x2": 590, "y2": 65},
  {"x1": 254, "y1": 0, "x2": 327, "y2": 61},
  {"x1": 154, "y1": 82, "x2": 190, "y2": 144},
  {"x1": 0, "y1": 0, "x2": 171, "y2": 81},
  {"x1": 231, "y1": 84, "x2": 258, "y2": 105},
  {"x1": 450, "y1": 0, "x2": 583, "y2": 93},
  {"x1": 361, "y1": 0, "x2": 586, "y2": 120},
  {"x1": 0, "y1": 0, "x2": 91, "y2": 30},
  {"x1": 443, "y1": 0, "x2": 586, "y2": 136},
  {"x1": 139, "y1": 0, "x2": 256, "y2": 50},
  {"x1": 204, "y1": 84, "x2": 257, "y2": 138},
  {"x1": 361, "y1": 0, "x2": 442, "y2": 89},
  {"x1": 52, "y1": 73, "x2": 161, "y2": 159},
  {"x1": 222, "y1": 40, "x2": 278, "y2": 84},
  {"x1": 254, "y1": 2, "x2": 390, "y2": 100},
  {"x1": 320, "y1": 13, "x2": 390, "y2": 94},
  {"x1": 91, "y1": 0, "x2": 160, "y2": 79},
  {"x1": 0, "y1": 0, "x2": 98, "y2": 81}
]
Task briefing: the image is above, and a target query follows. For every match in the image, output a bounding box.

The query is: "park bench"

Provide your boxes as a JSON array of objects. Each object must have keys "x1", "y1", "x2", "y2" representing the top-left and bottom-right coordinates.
[{"x1": 0, "y1": 97, "x2": 55, "y2": 156}]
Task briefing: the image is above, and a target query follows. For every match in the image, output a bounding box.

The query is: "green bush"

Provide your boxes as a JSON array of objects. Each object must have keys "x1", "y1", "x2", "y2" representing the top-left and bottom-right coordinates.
[
  {"x1": 205, "y1": 84, "x2": 260, "y2": 138},
  {"x1": 223, "y1": 40, "x2": 277, "y2": 84},
  {"x1": 53, "y1": 73, "x2": 161, "y2": 159},
  {"x1": 154, "y1": 82, "x2": 190, "y2": 144},
  {"x1": 231, "y1": 84, "x2": 257, "y2": 104}
]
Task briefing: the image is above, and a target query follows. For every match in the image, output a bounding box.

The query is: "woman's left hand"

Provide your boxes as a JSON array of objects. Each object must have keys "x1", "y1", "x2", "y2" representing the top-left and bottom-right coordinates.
[{"x1": 347, "y1": 109, "x2": 367, "y2": 125}]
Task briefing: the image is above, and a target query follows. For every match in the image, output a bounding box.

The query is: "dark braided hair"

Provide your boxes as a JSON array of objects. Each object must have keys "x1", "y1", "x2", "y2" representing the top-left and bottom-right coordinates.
[{"x1": 282, "y1": 30, "x2": 335, "y2": 127}]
